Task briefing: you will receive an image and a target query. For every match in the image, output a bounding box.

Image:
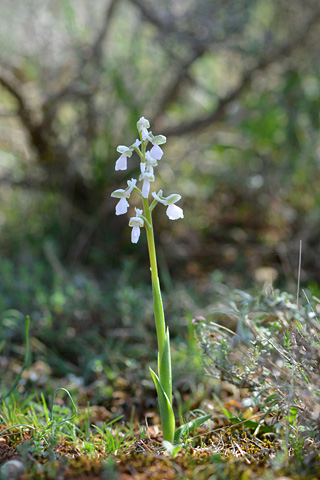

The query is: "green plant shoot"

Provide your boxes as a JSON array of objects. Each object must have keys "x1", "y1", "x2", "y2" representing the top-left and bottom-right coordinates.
[{"x1": 111, "y1": 117, "x2": 183, "y2": 442}]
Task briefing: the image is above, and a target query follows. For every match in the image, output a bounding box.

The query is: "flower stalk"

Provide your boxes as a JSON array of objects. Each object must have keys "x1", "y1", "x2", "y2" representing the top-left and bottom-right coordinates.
[
  {"x1": 143, "y1": 198, "x2": 166, "y2": 356},
  {"x1": 143, "y1": 197, "x2": 175, "y2": 442}
]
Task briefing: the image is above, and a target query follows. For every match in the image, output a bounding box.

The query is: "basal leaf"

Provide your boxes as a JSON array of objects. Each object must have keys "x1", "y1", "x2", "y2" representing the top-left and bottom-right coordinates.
[
  {"x1": 159, "y1": 328, "x2": 172, "y2": 404},
  {"x1": 149, "y1": 367, "x2": 175, "y2": 443},
  {"x1": 174, "y1": 413, "x2": 212, "y2": 443}
]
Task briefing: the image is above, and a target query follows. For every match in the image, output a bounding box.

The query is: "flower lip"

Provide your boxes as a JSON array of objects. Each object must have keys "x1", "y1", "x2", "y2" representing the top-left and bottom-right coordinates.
[
  {"x1": 115, "y1": 197, "x2": 129, "y2": 216},
  {"x1": 115, "y1": 153, "x2": 127, "y2": 171},
  {"x1": 150, "y1": 144, "x2": 163, "y2": 160},
  {"x1": 131, "y1": 225, "x2": 140, "y2": 243},
  {"x1": 166, "y1": 203, "x2": 184, "y2": 220},
  {"x1": 115, "y1": 145, "x2": 133, "y2": 171},
  {"x1": 140, "y1": 172, "x2": 155, "y2": 198}
]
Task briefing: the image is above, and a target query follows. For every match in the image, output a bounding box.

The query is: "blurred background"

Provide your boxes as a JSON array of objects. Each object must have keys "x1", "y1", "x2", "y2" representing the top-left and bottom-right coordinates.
[{"x1": 1, "y1": 0, "x2": 320, "y2": 415}]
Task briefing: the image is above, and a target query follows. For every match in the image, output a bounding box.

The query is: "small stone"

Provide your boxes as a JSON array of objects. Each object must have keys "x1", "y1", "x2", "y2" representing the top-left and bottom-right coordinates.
[{"x1": 0, "y1": 459, "x2": 24, "y2": 479}]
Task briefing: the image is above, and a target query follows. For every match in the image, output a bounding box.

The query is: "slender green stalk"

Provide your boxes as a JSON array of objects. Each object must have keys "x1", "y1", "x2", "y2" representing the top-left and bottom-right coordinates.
[
  {"x1": 143, "y1": 198, "x2": 166, "y2": 356},
  {"x1": 143, "y1": 197, "x2": 174, "y2": 442}
]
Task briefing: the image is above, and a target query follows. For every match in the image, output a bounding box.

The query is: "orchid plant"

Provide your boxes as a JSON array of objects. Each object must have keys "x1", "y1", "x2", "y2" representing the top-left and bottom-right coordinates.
[{"x1": 111, "y1": 117, "x2": 211, "y2": 444}]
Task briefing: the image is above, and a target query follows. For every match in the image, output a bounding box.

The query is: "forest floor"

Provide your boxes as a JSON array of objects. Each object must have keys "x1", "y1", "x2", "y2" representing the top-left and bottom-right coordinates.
[
  {"x1": 1, "y1": 266, "x2": 320, "y2": 479},
  {"x1": 1, "y1": 356, "x2": 320, "y2": 480}
]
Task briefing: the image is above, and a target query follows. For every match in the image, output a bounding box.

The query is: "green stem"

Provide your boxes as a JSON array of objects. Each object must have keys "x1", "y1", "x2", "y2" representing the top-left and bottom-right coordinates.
[{"x1": 143, "y1": 198, "x2": 166, "y2": 357}]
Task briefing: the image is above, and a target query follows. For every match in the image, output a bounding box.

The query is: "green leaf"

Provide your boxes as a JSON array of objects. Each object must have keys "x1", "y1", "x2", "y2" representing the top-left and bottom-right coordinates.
[
  {"x1": 162, "y1": 440, "x2": 183, "y2": 459},
  {"x1": 174, "y1": 414, "x2": 212, "y2": 443},
  {"x1": 149, "y1": 367, "x2": 175, "y2": 443},
  {"x1": 249, "y1": 421, "x2": 275, "y2": 435},
  {"x1": 49, "y1": 387, "x2": 78, "y2": 435},
  {"x1": 212, "y1": 394, "x2": 233, "y2": 419},
  {"x1": 159, "y1": 328, "x2": 172, "y2": 404}
]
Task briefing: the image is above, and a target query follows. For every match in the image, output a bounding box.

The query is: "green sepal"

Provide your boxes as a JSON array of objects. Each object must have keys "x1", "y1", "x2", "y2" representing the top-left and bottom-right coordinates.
[
  {"x1": 174, "y1": 414, "x2": 212, "y2": 443},
  {"x1": 149, "y1": 367, "x2": 175, "y2": 443},
  {"x1": 159, "y1": 327, "x2": 172, "y2": 405},
  {"x1": 151, "y1": 134, "x2": 166, "y2": 145}
]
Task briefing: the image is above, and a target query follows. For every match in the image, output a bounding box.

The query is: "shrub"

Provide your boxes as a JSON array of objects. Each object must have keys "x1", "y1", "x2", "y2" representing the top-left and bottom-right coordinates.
[{"x1": 195, "y1": 288, "x2": 320, "y2": 444}]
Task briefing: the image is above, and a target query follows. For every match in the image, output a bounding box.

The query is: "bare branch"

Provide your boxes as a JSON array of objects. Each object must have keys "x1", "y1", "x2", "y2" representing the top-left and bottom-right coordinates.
[
  {"x1": 129, "y1": 0, "x2": 246, "y2": 50},
  {"x1": 0, "y1": 67, "x2": 69, "y2": 164},
  {"x1": 151, "y1": 45, "x2": 209, "y2": 123},
  {"x1": 129, "y1": 0, "x2": 175, "y2": 32},
  {"x1": 44, "y1": 0, "x2": 119, "y2": 108},
  {"x1": 88, "y1": 0, "x2": 119, "y2": 69},
  {"x1": 160, "y1": 10, "x2": 320, "y2": 137},
  {"x1": 0, "y1": 68, "x2": 34, "y2": 130}
]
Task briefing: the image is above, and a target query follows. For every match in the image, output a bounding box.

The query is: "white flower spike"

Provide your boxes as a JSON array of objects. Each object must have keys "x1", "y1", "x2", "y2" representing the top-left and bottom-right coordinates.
[
  {"x1": 129, "y1": 208, "x2": 144, "y2": 243},
  {"x1": 152, "y1": 190, "x2": 184, "y2": 220},
  {"x1": 115, "y1": 145, "x2": 133, "y2": 171},
  {"x1": 111, "y1": 179, "x2": 137, "y2": 215},
  {"x1": 112, "y1": 118, "x2": 183, "y2": 243}
]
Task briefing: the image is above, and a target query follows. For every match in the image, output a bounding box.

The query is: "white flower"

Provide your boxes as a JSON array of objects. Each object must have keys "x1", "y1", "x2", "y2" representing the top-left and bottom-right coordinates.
[
  {"x1": 152, "y1": 190, "x2": 184, "y2": 220},
  {"x1": 111, "y1": 179, "x2": 137, "y2": 215},
  {"x1": 115, "y1": 145, "x2": 133, "y2": 171},
  {"x1": 166, "y1": 203, "x2": 184, "y2": 220},
  {"x1": 116, "y1": 197, "x2": 129, "y2": 215},
  {"x1": 139, "y1": 171, "x2": 155, "y2": 198},
  {"x1": 150, "y1": 144, "x2": 163, "y2": 160},
  {"x1": 149, "y1": 134, "x2": 166, "y2": 160},
  {"x1": 137, "y1": 117, "x2": 151, "y2": 142},
  {"x1": 129, "y1": 208, "x2": 144, "y2": 243},
  {"x1": 141, "y1": 151, "x2": 158, "y2": 176}
]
